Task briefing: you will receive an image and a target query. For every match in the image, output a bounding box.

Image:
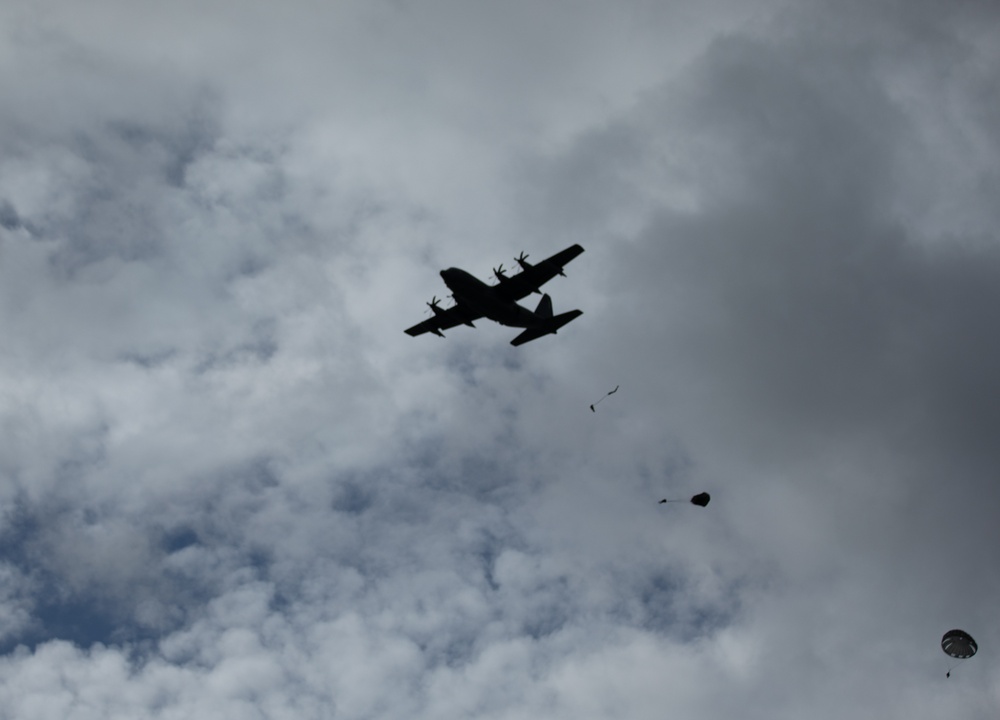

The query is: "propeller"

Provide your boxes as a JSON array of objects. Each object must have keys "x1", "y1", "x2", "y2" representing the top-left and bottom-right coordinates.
[
  {"x1": 426, "y1": 296, "x2": 446, "y2": 316},
  {"x1": 514, "y1": 251, "x2": 543, "y2": 293},
  {"x1": 492, "y1": 264, "x2": 508, "y2": 283}
]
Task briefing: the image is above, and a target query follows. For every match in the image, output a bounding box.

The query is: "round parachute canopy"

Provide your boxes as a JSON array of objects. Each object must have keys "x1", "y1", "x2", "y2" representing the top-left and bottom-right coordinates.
[
  {"x1": 690, "y1": 492, "x2": 711, "y2": 507},
  {"x1": 942, "y1": 629, "x2": 977, "y2": 659}
]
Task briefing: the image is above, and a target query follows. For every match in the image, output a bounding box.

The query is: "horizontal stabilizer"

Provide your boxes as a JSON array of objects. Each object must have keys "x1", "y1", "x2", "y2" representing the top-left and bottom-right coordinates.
[{"x1": 510, "y1": 309, "x2": 582, "y2": 346}]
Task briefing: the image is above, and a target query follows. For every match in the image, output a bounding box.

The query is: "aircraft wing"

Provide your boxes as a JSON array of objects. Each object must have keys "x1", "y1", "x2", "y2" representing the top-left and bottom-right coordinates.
[
  {"x1": 405, "y1": 302, "x2": 482, "y2": 338},
  {"x1": 496, "y1": 244, "x2": 585, "y2": 302}
]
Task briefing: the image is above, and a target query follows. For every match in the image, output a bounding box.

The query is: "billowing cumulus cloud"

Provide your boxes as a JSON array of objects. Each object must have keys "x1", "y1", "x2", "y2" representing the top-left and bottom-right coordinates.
[{"x1": 0, "y1": 0, "x2": 998, "y2": 718}]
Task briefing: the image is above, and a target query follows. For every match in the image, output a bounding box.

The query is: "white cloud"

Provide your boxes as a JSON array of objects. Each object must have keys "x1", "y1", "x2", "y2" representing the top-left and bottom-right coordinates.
[{"x1": 0, "y1": 0, "x2": 998, "y2": 718}]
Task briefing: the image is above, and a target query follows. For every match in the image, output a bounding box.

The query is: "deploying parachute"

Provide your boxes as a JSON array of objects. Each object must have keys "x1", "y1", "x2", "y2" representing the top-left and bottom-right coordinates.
[
  {"x1": 658, "y1": 492, "x2": 711, "y2": 507},
  {"x1": 942, "y1": 629, "x2": 977, "y2": 677},
  {"x1": 590, "y1": 385, "x2": 619, "y2": 412}
]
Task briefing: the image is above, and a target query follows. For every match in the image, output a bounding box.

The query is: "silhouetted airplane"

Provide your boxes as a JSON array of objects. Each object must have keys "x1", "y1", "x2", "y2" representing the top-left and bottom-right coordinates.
[{"x1": 405, "y1": 245, "x2": 584, "y2": 346}]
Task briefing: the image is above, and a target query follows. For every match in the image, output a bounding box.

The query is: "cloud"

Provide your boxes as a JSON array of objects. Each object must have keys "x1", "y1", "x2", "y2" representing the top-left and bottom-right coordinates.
[{"x1": 1, "y1": 0, "x2": 999, "y2": 718}]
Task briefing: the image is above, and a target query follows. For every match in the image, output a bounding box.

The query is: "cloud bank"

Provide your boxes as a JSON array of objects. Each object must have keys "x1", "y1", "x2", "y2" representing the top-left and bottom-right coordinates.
[{"x1": 0, "y1": 0, "x2": 998, "y2": 717}]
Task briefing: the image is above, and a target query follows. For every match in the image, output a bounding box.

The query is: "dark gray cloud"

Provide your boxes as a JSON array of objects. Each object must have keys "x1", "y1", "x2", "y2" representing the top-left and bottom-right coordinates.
[
  {"x1": 0, "y1": 0, "x2": 998, "y2": 718},
  {"x1": 507, "y1": 0, "x2": 1000, "y2": 709}
]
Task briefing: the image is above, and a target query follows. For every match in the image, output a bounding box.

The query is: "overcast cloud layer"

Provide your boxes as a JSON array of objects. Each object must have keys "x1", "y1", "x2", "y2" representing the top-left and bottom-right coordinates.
[{"x1": 1, "y1": 1, "x2": 999, "y2": 718}]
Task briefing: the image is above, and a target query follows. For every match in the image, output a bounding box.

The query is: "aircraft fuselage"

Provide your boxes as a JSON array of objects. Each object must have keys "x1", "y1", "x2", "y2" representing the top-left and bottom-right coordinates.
[{"x1": 440, "y1": 268, "x2": 543, "y2": 328}]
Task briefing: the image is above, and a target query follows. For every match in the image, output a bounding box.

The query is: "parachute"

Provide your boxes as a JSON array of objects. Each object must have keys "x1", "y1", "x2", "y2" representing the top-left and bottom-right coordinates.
[
  {"x1": 690, "y1": 492, "x2": 711, "y2": 507},
  {"x1": 590, "y1": 385, "x2": 619, "y2": 412},
  {"x1": 658, "y1": 492, "x2": 711, "y2": 507},
  {"x1": 942, "y1": 629, "x2": 977, "y2": 677}
]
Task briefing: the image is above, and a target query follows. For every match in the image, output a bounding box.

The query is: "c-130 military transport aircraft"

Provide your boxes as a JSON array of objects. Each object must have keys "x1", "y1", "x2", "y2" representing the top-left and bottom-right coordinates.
[{"x1": 405, "y1": 244, "x2": 584, "y2": 346}]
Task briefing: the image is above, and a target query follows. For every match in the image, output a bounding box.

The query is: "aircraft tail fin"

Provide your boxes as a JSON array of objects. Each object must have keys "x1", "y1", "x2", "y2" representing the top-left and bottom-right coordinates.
[
  {"x1": 534, "y1": 293, "x2": 553, "y2": 319},
  {"x1": 510, "y1": 309, "x2": 582, "y2": 346}
]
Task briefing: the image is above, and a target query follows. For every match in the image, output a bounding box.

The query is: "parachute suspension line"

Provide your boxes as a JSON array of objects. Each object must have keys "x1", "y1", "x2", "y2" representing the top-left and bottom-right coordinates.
[{"x1": 945, "y1": 657, "x2": 968, "y2": 678}]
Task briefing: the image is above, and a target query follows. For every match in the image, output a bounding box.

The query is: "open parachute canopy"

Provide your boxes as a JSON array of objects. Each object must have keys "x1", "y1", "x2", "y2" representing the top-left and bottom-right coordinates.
[
  {"x1": 942, "y1": 629, "x2": 977, "y2": 659},
  {"x1": 690, "y1": 492, "x2": 711, "y2": 507}
]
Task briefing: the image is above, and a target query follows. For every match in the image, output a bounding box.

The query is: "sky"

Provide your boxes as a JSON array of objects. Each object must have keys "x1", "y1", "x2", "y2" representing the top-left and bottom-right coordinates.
[{"x1": 0, "y1": 0, "x2": 998, "y2": 717}]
